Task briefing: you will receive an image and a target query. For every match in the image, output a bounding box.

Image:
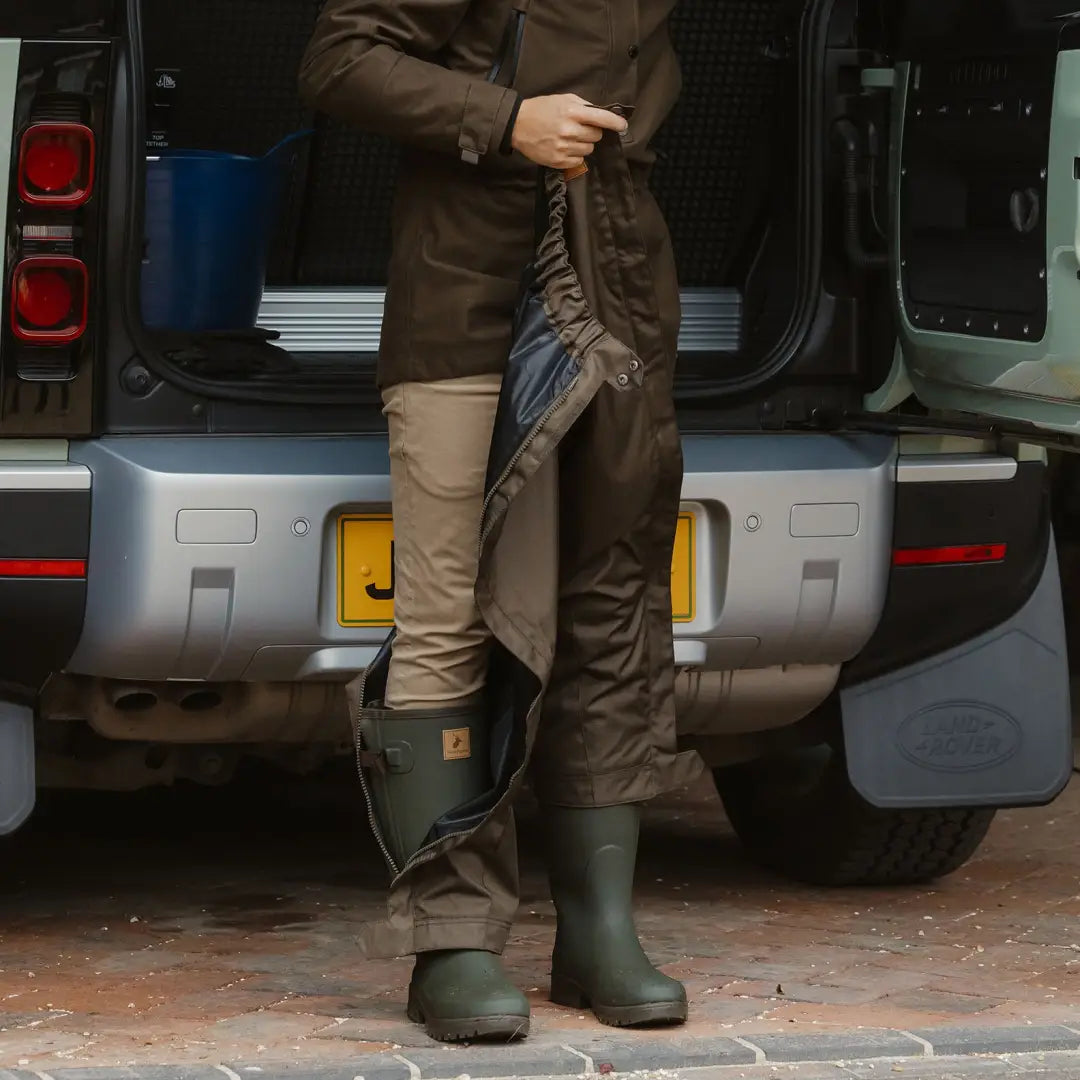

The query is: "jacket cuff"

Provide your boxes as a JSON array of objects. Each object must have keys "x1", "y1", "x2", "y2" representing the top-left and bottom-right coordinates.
[
  {"x1": 499, "y1": 94, "x2": 524, "y2": 155},
  {"x1": 458, "y1": 83, "x2": 519, "y2": 164}
]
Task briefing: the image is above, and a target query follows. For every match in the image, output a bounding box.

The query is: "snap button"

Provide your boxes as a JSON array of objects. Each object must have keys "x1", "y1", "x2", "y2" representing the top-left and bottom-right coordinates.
[
  {"x1": 629, "y1": 359, "x2": 640, "y2": 372},
  {"x1": 617, "y1": 373, "x2": 630, "y2": 387}
]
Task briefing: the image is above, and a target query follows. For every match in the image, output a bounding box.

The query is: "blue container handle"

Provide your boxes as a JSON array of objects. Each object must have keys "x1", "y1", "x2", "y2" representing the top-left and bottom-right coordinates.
[{"x1": 263, "y1": 128, "x2": 315, "y2": 162}]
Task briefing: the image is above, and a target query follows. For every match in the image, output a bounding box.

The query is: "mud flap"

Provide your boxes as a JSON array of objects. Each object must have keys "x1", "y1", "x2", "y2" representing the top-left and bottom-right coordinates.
[
  {"x1": 841, "y1": 538, "x2": 1072, "y2": 809},
  {"x1": 0, "y1": 702, "x2": 35, "y2": 835}
]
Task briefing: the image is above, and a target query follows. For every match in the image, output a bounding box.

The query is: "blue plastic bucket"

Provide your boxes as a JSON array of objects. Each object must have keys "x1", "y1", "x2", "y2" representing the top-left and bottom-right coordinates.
[{"x1": 140, "y1": 131, "x2": 310, "y2": 332}]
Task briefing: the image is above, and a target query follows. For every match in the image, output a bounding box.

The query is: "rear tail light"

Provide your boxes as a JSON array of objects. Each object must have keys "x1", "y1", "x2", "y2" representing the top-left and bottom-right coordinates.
[
  {"x1": 893, "y1": 543, "x2": 1007, "y2": 567},
  {"x1": 0, "y1": 559, "x2": 87, "y2": 579},
  {"x1": 10, "y1": 256, "x2": 89, "y2": 343},
  {"x1": 18, "y1": 122, "x2": 95, "y2": 207}
]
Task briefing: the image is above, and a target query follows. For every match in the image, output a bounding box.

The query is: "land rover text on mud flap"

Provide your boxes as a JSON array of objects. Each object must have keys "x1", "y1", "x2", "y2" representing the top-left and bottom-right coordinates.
[{"x1": 0, "y1": 0, "x2": 1076, "y2": 885}]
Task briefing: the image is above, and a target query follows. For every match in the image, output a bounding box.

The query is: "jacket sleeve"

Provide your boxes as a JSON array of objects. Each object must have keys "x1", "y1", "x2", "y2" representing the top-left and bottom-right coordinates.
[{"x1": 298, "y1": 0, "x2": 520, "y2": 165}]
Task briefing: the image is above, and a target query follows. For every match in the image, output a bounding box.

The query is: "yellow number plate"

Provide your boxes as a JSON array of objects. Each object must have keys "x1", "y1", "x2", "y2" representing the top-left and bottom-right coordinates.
[{"x1": 338, "y1": 511, "x2": 696, "y2": 627}]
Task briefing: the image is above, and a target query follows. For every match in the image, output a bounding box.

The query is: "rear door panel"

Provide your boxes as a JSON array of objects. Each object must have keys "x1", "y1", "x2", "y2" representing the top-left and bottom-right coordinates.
[{"x1": 895, "y1": 8, "x2": 1080, "y2": 435}]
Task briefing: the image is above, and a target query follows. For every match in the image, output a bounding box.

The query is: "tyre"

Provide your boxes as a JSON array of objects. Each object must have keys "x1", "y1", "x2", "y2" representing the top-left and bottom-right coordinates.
[{"x1": 713, "y1": 744, "x2": 996, "y2": 887}]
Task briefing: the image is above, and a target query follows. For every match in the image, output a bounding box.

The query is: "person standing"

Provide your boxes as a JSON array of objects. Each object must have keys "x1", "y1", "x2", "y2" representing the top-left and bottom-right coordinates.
[{"x1": 300, "y1": 0, "x2": 690, "y2": 1043}]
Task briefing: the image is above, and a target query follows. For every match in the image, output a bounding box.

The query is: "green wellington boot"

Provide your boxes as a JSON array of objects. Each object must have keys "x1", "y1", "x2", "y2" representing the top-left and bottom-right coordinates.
[
  {"x1": 408, "y1": 949, "x2": 531, "y2": 1042},
  {"x1": 357, "y1": 701, "x2": 529, "y2": 1042},
  {"x1": 544, "y1": 804, "x2": 687, "y2": 1027}
]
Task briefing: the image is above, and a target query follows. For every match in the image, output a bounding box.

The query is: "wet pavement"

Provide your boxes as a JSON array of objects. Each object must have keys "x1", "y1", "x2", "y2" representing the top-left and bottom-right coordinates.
[{"x1": 0, "y1": 762, "x2": 1077, "y2": 1071}]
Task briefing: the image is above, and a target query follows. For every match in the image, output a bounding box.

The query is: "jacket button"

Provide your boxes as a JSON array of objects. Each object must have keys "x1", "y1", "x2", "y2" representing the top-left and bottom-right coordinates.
[
  {"x1": 628, "y1": 44, "x2": 640, "y2": 59},
  {"x1": 617, "y1": 373, "x2": 630, "y2": 387}
]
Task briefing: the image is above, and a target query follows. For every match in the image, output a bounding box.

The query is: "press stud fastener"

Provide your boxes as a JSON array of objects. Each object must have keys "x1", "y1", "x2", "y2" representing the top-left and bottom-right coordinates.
[
  {"x1": 617, "y1": 373, "x2": 630, "y2": 386},
  {"x1": 629, "y1": 359, "x2": 640, "y2": 371}
]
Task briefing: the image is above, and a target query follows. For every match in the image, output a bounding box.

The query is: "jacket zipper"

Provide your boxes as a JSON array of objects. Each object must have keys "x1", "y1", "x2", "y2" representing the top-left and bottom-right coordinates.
[
  {"x1": 353, "y1": 669, "x2": 401, "y2": 877},
  {"x1": 486, "y1": 7, "x2": 526, "y2": 86},
  {"x1": 479, "y1": 372, "x2": 581, "y2": 549}
]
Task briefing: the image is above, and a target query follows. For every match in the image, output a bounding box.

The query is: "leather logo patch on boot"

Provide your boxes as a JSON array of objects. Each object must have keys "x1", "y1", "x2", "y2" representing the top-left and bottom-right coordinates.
[{"x1": 442, "y1": 728, "x2": 471, "y2": 761}]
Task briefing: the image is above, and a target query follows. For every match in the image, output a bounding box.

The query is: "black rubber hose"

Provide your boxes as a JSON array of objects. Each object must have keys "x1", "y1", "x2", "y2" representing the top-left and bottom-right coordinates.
[{"x1": 834, "y1": 119, "x2": 889, "y2": 270}]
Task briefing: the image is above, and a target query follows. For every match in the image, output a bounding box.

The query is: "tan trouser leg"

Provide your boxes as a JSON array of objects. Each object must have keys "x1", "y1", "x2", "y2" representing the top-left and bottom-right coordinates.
[
  {"x1": 382, "y1": 373, "x2": 503, "y2": 707},
  {"x1": 375, "y1": 373, "x2": 519, "y2": 955}
]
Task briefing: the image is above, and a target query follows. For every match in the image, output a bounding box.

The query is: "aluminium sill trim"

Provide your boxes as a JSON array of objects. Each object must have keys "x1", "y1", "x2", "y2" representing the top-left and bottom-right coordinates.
[{"x1": 257, "y1": 286, "x2": 742, "y2": 355}]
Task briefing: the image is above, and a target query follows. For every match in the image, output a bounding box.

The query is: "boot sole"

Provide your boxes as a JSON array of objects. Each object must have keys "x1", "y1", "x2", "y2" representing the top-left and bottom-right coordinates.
[
  {"x1": 407, "y1": 998, "x2": 530, "y2": 1043},
  {"x1": 551, "y1": 978, "x2": 688, "y2": 1028}
]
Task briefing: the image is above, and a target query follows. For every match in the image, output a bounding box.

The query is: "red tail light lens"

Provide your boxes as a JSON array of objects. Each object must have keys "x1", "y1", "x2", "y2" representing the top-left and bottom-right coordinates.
[
  {"x1": 18, "y1": 123, "x2": 95, "y2": 207},
  {"x1": 10, "y1": 257, "x2": 89, "y2": 343},
  {"x1": 893, "y1": 543, "x2": 1007, "y2": 567}
]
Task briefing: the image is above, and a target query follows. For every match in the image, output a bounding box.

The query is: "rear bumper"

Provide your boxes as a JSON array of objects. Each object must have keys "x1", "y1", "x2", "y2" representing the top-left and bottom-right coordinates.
[
  {"x1": 0, "y1": 431, "x2": 1065, "y2": 814},
  {"x1": 65, "y1": 433, "x2": 899, "y2": 682}
]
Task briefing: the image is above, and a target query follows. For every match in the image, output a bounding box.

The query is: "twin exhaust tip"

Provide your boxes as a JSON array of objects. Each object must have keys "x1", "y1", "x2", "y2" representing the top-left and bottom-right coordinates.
[{"x1": 109, "y1": 686, "x2": 224, "y2": 714}]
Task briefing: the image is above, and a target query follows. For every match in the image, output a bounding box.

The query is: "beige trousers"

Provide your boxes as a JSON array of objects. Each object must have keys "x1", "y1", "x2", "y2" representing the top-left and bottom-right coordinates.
[{"x1": 382, "y1": 373, "x2": 503, "y2": 710}]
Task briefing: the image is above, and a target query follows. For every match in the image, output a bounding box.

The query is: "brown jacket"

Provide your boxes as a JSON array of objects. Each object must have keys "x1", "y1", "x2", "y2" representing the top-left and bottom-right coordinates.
[{"x1": 298, "y1": 0, "x2": 682, "y2": 388}]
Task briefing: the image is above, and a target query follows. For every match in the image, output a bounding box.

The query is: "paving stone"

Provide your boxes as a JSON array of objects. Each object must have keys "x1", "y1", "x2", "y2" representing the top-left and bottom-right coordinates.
[
  {"x1": 1006, "y1": 1049, "x2": 1080, "y2": 1075},
  {"x1": 227, "y1": 1056, "x2": 410, "y2": 1080},
  {"x1": 917, "y1": 1025, "x2": 1080, "y2": 1056},
  {"x1": 882, "y1": 989, "x2": 1001, "y2": 1016},
  {"x1": 394, "y1": 1044, "x2": 585, "y2": 1078},
  {"x1": 748, "y1": 1030, "x2": 926, "y2": 1062},
  {"x1": 841, "y1": 1056, "x2": 1019, "y2": 1079},
  {"x1": 567, "y1": 1035, "x2": 758, "y2": 1071},
  {"x1": 51, "y1": 1070, "x2": 222, "y2": 1080},
  {"x1": 206, "y1": 1012, "x2": 331, "y2": 1042}
]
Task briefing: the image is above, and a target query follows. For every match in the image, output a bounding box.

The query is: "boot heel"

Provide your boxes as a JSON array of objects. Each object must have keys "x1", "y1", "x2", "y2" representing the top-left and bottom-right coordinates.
[{"x1": 550, "y1": 973, "x2": 589, "y2": 1009}]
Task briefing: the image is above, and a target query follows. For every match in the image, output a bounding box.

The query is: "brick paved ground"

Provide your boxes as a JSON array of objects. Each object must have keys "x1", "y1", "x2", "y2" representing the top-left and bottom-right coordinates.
[{"x1": 0, "y1": 761, "x2": 1077, "y2": 1071}]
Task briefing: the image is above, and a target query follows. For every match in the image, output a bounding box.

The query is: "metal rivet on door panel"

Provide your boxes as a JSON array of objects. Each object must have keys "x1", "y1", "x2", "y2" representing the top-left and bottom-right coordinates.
[
  {"x1": 993, "y1": 320, "x2": 1000, "y2": 332},
  {"x1": 745, "y1": 514, "x2": 761, "y2": 532},
  {"x1": 292, "y1": 518, "x2": 310, "y2": 537},
  {"x1": 1039, "y1": 267, "x2": 1046, "y2": 280},
  {"x1": 617, "y1": 373, "x2": 630, "y2": 387},
  {"x1": 1023, "y1": 325, "x2": 1030, "y2": 335},
  {"x1": 965, "y1": 317, "x2": 972, "y2": 329},
  {"x1": 938, "y1": 315, "x2": 945, "y2": 326},
  {"x1": 1040, "y1": 166, "x2": 1046, "y2": 179}
]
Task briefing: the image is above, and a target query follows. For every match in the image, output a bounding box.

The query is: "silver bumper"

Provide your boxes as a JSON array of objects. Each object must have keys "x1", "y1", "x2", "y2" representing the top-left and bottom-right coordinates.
[{"x1": 67, "y1": 432, "x2": 898, "y2": 683}]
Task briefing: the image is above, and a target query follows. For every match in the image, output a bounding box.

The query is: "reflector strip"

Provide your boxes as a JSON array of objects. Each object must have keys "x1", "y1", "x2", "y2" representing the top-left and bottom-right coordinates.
[
  {"x1": 893, "y1": 543, "x2": 1007, "y2": 567},
  {"x1": 0, "y1": 559, "x2": 87, "y2": 578}
]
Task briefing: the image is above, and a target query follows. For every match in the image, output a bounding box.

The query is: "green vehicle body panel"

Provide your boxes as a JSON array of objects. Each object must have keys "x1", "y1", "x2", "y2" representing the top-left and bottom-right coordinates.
[
  {"x1": 893, "y1": 52, "x2": 1080, "y2": 436},
  {"x1": 0, "y1": 40, "x2": 19, "y2": 271}
]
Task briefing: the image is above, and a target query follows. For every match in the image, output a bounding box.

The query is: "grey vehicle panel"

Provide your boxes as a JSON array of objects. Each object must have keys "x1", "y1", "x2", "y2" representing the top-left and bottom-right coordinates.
[
  {"x1": 68, "y1": 433, "x2": 896, "y2": 684},
  {"x1": 894, "y1": 53, "x2": 1080, "y2": 435}
]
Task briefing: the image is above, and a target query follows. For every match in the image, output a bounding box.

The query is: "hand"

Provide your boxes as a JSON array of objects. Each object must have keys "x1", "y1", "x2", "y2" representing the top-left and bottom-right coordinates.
[{"x1": 510, "y1": 94, "x2": 628, "y2": 169}]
